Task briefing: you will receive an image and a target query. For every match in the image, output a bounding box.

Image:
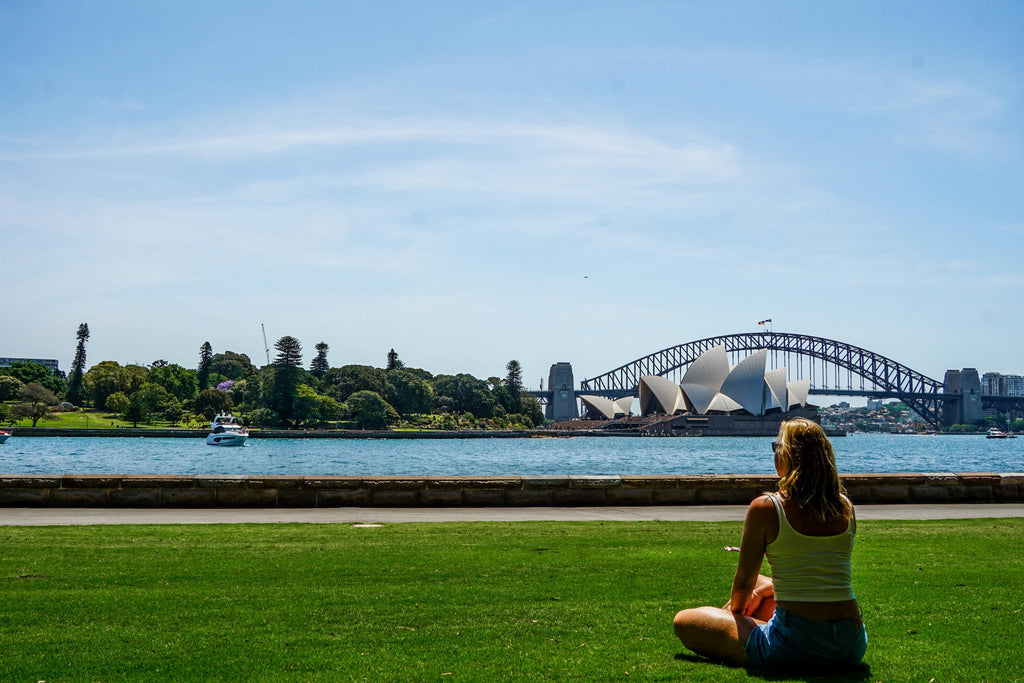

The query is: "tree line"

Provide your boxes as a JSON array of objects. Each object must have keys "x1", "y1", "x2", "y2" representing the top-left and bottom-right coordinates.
[{"x1": 0, "y1": 324, "x2": 545, "y2": 431}]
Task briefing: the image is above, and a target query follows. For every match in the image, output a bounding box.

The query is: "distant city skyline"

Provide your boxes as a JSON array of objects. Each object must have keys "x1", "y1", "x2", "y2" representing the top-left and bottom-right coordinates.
[{"x1": 2, "y1": 2, "x2": 1021, "y2": 386}]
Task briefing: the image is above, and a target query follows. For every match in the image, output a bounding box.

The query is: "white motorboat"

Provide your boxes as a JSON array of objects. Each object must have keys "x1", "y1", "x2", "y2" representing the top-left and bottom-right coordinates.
[
  {"x1": 986, "y1": 427, "x2": 1008, "y2": 439},
  {"x1": 0, "y1": 430, "x2": 10, "y2": 444},
  {"x1": 207, "y1": 413, "x2": 248, "y2": 446}
]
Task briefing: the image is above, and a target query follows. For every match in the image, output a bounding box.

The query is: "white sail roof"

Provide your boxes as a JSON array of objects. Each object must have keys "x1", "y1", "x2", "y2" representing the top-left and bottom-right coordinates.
[
  {"x1": 579, "y1": 395, "x2": 619, "y2": 420},
  {"x1": 681, "y1": 345, "x2": 730, "y2": 390},
  {"x1": 719, "y1": 349, "x2": 767, "y2": 415},
  {"x1": 639, "y1": 375, "x2": 686, "y2": 415},
  {"x1": 764, "y1": 367, "x2": 788, "y2": 411},
  {"x1": 614, "y1": 396, "x2": 634, "y2": 416},
  {"x1": 680, "y1": 383, "x2": 717, "y2": 414},
  {"x1": 680, "y1": 344, "x2": 731, "y2": 414},
  {"x1": 707, "y1": 392, "x2": 744, "y2": 412},
  {"x1": 787, "y1": 379, "x2": 810, "y2": 408}
]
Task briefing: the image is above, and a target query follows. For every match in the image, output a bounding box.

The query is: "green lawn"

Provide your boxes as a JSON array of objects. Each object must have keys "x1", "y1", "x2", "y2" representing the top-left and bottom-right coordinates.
[
  {"x1": 1, "y1": 519, "x2": 1021, "y2": 682},
  {"x1": 6, "y1": 408, "x2": 194, "y2": 430}
]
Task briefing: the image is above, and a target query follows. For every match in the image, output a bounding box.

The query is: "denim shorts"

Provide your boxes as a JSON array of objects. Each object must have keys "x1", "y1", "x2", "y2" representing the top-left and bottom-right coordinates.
[{"x1": 744, "y1": 607, "x2": 867, "y2": 669}]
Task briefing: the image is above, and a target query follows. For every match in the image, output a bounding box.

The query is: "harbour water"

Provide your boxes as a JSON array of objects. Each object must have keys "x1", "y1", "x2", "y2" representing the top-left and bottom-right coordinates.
[{"x1": 0, "y1": 433, "x2": 1021, "y2": 476}]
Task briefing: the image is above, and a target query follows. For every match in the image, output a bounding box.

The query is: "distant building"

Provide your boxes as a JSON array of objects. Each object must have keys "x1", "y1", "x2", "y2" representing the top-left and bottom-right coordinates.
[
  {"x1": 981, "y1": 371, "x2": 1023, "y2": 396},
  {"x1": 0, "y1": 357, "x2": 60, "y2": 373},
  {"x1": 866, "y1": 398, "x2": 883, "y2": 411},
  {"x1": 982, "y1": 372, "x2": 1002, "y2": 395}
]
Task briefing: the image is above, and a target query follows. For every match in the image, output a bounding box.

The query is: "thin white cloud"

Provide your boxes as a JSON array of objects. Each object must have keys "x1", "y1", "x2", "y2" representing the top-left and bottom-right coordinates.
[
  {"x1": 1, "y1": 108, "x2": 766, "y2": 253},
  {"x1": 3, "y1": 116, "x2": 741, "y2": 183}
]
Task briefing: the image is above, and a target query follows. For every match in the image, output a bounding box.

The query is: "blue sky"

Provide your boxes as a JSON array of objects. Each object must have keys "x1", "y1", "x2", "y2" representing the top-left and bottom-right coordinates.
[{"x1": 1, "y1": 1, "x2": 1021, "y2": 388}]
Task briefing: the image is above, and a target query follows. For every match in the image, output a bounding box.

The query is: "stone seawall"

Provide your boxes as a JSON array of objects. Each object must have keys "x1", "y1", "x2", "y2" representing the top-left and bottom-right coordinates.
[{"x1": 0, "y1": 473, "x2": 1020, "y2": 508}]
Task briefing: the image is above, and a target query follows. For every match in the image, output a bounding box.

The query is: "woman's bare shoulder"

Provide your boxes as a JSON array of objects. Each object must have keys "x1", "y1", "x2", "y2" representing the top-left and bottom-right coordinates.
[
  {"x1": 746, "y1": 494, "x2": 777, "y2": 520},
  {"x1": 744, "y1": 494, "x2": 780, "y2": 544}
]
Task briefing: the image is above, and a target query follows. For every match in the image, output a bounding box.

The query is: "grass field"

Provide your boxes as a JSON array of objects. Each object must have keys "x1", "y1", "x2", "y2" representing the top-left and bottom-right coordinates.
[
  {"x1": 1, "y1": 519, "x2": 1022, "y2": 681},
  {"x1": 7, "y1": 408, "x2": 175, "y2": 430}
]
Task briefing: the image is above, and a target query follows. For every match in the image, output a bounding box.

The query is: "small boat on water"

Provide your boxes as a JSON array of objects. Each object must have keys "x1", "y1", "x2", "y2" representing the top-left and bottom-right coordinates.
[
  {"x1": 0, "y1": 430, "x2": 10, "y2": 444},
  {"x1": 207, "y1": 413, "x2": 248, "y2": 447},
  {"x1": 986, "y1": 426, "x2": 1017, "y2": 439}
]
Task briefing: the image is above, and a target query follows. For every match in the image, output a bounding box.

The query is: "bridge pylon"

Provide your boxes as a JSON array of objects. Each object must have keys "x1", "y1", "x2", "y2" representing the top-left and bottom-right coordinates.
[{"x1": 545, "y1": 362, "x2": 579, "y2": 422}]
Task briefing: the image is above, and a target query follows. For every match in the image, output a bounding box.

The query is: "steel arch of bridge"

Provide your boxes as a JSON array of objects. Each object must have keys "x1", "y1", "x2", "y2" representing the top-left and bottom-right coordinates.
[{"x1": 578, "y1": 332, "x2": 947, "y2": 426}]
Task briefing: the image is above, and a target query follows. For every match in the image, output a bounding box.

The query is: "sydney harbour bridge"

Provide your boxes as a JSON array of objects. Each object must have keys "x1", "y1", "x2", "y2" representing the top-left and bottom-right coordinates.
[{"x1": 531, "y1": 331, "x2": 1023, "y2": 429}]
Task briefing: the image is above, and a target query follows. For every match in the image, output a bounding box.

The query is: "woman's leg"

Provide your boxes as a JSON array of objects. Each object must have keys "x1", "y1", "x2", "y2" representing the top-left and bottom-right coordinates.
[
  {"x1": 747, "y1": 596, "x2": 775, "y2": 622},
  {"x1": 673, "y1": 606, "x2": 761, "y2": 666}
]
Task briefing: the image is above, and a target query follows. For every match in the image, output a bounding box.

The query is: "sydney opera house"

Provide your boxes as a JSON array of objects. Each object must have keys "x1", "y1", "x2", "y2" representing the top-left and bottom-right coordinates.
[{"x1": 577, "y1": 345, "x2": 818, "y2": 436}]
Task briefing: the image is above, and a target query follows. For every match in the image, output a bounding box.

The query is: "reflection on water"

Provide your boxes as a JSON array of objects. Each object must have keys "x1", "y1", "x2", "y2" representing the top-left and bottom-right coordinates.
[{"x1": 0, "y1": 433, "x2": 1020, "y2": 476}]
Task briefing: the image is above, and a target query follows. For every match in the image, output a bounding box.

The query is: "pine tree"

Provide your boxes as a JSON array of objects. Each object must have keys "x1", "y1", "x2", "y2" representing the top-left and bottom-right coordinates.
[
  {"x1": 270, "y1": 336, "x2": 303, "y2": 426},
  {"x1": 197, "y1": 341, "x2": 213, "y2": 390},
  {"x1": 65, "y1": 323, "x2": 90, "y2": 406},
  {"x1": 386, "y1": 348, "x2": 404, "y2": 370},
  {"x1": 505, "y1": 359, "x2": 524, "y2": 413},
  {"x1": 309, "y1": 342, "x2": 329, "y2": 379}
]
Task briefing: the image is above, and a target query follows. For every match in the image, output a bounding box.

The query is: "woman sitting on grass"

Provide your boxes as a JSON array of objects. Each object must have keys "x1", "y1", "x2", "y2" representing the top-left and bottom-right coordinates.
[{"x1": 673, "y1": 417, "x2": 867, "y2": 669}]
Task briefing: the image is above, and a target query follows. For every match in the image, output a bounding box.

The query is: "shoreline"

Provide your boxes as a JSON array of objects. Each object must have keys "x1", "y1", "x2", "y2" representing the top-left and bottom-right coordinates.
[
  {"x1": 5, "y1": 426, "x2": 852, "y2": 439},
  {"x1": 6, "y1": 426, "x2": 573, "y2": 439}
]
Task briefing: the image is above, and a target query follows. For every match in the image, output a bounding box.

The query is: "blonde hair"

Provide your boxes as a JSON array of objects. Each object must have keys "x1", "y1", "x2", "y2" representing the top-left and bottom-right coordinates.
[{"x1": 774, "y1": 418, "x2": 850, "y2": 521}]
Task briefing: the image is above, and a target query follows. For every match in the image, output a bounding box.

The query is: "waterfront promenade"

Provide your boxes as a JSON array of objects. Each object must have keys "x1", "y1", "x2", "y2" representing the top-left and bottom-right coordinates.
[{"x1": 3, "y1": 502, "x2": 1023, "y2": 525}]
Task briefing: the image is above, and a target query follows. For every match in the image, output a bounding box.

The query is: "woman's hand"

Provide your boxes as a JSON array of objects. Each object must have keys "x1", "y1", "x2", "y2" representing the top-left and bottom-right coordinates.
[{"x1": 743, "y1": 575, "x2": 775, "y2": 618}]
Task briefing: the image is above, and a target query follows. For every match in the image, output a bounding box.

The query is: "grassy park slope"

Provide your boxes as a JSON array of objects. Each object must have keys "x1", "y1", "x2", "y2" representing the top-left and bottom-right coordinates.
[
  {"x1": 13, "y1": 407, "x2": 142, "y2": 429},
  {"x1": 1, "y1": 519, "x2": 1022, "y2": 682}
]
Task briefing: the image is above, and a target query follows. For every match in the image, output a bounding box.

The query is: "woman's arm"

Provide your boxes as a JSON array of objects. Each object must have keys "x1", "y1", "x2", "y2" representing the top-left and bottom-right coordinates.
[{"x1": 729, "y1": 495, "x2": 775, "y2": 616}]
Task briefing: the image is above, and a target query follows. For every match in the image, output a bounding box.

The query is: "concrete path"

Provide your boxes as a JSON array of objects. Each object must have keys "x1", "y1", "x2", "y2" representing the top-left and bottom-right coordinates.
[{"x1": 2, "y1": 504, "x2": 1023, "y2": 526}]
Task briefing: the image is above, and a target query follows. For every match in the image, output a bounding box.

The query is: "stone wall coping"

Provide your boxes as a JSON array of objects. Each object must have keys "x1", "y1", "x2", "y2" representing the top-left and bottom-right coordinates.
[
  {"x1": 193, "y1": 475, "x2": 251, "y2": 489},
  {"x1": 520, "y1": 476, "x2": 571, "y2": 488},
  {"x1": 300, "y1": 476, "x2": 364, "y2": 490},
  {"x1": 0, "y1": 473, "x2": 1021, "y2": 507},
  {"x1": 426, "y1": 476, "x2": 521, "y2": 489},
  {"x1": 361, "y1": 477, "x2": 428, "y2": 490},
  {"x1": 121, "y1": 475, "x2": 196, "y2": 489},
  {"x1": 568, "y1": 476, "x2": 622, "y2": 488},
  {"x1": 61, "y1": 474, "x2": 124, "y2": 489},
  {"x1": 620, "y1": 476, "x2": 684, "y2": 489},
  {"x1": 0, "y1": 475, "x2": 62, "y2": 488}
]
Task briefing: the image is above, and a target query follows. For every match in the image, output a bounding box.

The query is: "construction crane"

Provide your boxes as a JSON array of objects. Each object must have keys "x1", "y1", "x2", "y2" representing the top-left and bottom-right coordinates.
[{"x1": 261, "y1": 323, "x2": 271, "y2": 366}]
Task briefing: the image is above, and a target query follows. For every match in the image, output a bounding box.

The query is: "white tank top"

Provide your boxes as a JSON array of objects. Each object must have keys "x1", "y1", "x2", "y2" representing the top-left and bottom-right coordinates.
[{"x1": 764, "y1": 493, "x2": 856, "y2": 602}]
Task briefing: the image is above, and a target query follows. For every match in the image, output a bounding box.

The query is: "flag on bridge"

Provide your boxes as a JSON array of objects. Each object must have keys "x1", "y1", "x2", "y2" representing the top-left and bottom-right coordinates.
[{"x1": 758, "y1": 319, "x2": 772, "y2": 325}]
